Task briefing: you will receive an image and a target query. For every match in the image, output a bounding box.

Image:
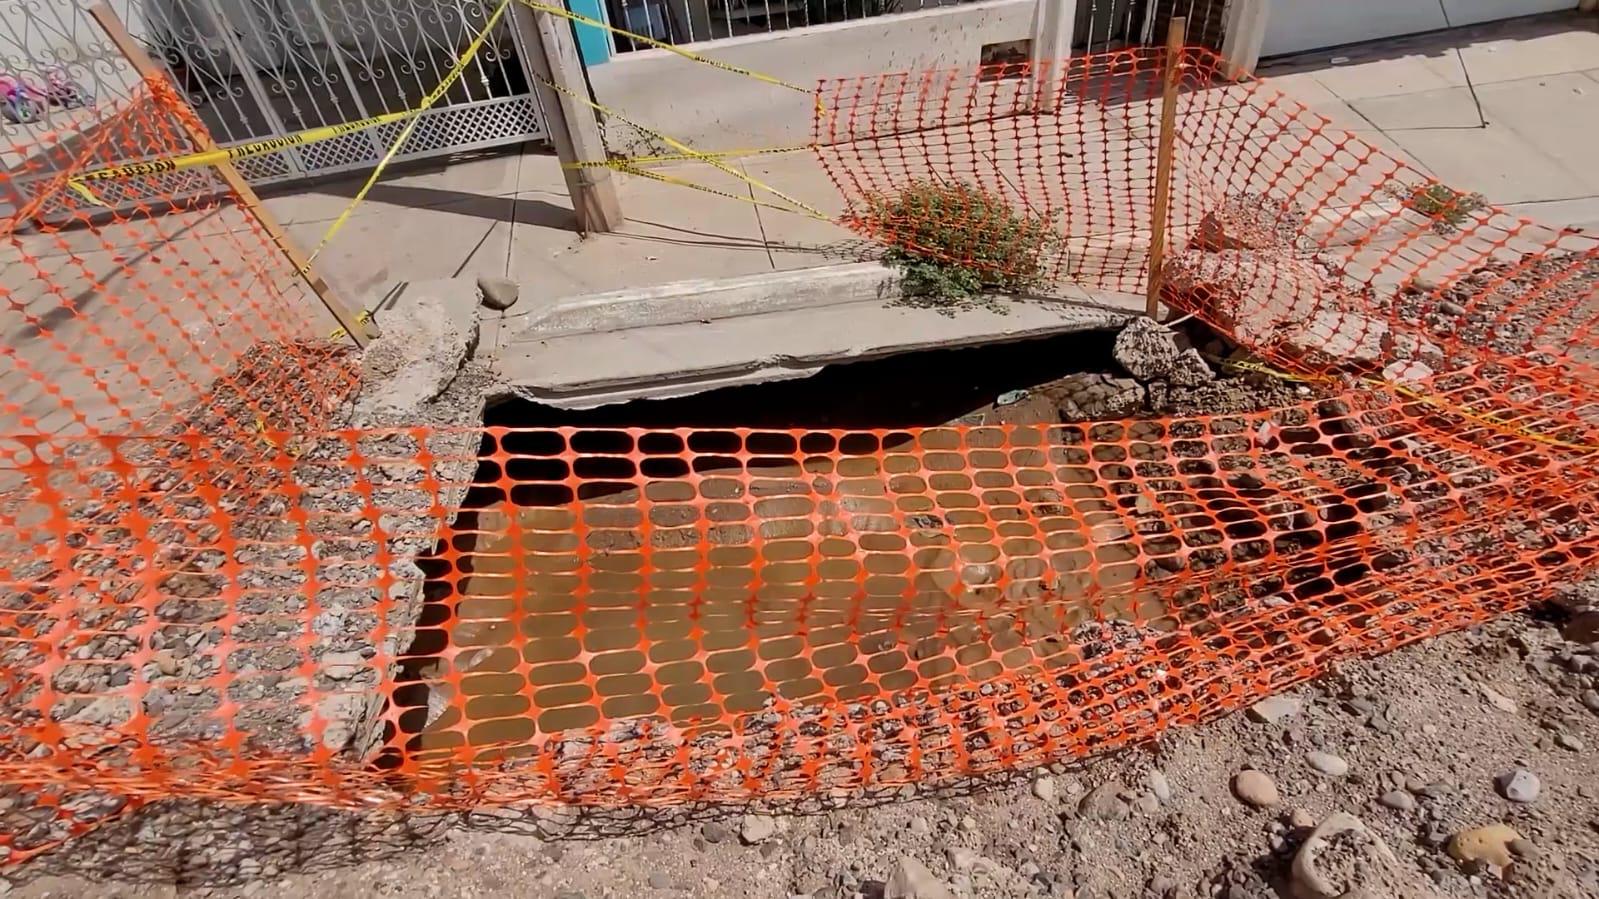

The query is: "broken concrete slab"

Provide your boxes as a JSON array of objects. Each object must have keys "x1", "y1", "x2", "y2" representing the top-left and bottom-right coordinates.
[
  {"x1": 356, "y1": 297, "x2": 480, "y2": 420},
  {"x1": 1192, "y1": 192, "x2": 1307, "y2": 252},
  {"x1": 1284, "y1": 307, "x2": 1388, "y2": 366},
  {"x1": 1163, "y1": 249, "x2": 1332, "y2": 349},
  {"x1": 497, "y1": 263, "x2": 1148, "y2": 409},
  {"x1": 1113, "y1": 317, "x2": 1215, "y2": 385}
]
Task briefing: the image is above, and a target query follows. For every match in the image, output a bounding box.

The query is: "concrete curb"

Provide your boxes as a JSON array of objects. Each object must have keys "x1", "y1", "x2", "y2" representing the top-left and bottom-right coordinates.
[{"x1": 495, "y1": 263, "x2": 1149, "y2": 409}]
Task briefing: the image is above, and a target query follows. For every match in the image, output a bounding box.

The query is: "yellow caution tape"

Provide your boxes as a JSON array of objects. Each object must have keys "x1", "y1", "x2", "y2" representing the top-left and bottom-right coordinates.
[
  {"x1": 66, "y1": 180, "x2": 106, "y2": 207},
  {"x1": 533, "y1": 73, "x2": 831, "y2": 221},
  {"x1": 328, "y1": 309, "x2": 375, "y2": 342},
  {"x1": 608, "y1": 160, "x2": 825, "y2": 218},
  {"x1": 1214, "y1": 355, "x2": 1599, "y2": 453},
  {"x1": 303, "y1": 0, "x2": 513, "y2": 268},
  {"x1": 61, "y1": 0, "x2": 823, "y2": 230},
  {"x1": 69, "y1": 110, "x2": 417, "y2": 186},
  {"x1": 563, "y1": 145, "x2": 812, "y2": 169}
]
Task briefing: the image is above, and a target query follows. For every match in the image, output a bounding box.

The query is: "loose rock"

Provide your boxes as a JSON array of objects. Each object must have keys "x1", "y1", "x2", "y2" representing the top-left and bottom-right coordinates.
[
  {"x1": 1113, "y1": 317, "x2": 1182, "y2": 383},
  {"x1": 741, "y1": 814, "x2": 778, "y2": 845},
  {"x1": 1148, "y1": 769, "x2": 1173, "y2": 803},
  {"x1": 1079, "y1": 781, "x2": 1131, "y2": 820},
  {"x1": 1307, "y1": 751, "x2": 1349, "y2": 777},
  {"x1": 1248, "y1": 695, "x2": 1303, "y2": 725},
  {"x1": 476, "y1": 275, "x2": 519, "y2": 311},
  {"x1": 1477, "y1": 683, "x2": 1518, "y2": 714},
  {"x1": 1378, "y1": 790, "x2": 1416, "y2": 812},
  {"x1": 1233, "y1": 770, "x2": 1280, "y2": 808},
  {"x1": 700, "y1": 822, "x2": 732, "y2": 844},
  {"x1": 1556, "y1": 732, "x2": 1585, "y2": 751},
  {"x1": 1448, "y1": 823, "x2": 1523, "y2": 869},
  {"x1": 1032, "y1": 774, "x2": 1058, "y2": 802},
  {"x1": 945, "y1": 846, "x2": 978, "y2": 872},
  {"x1": 884, "y1": 856, "x2": 955, "y2": 899},
  {"x1": 1495, "y1": 768, "x2": 1540, "y2": 804},
  {"x1": 1130, "y1": 791, "x2": 1162, "y2": 817},
  {"x1": 1148, "y1": 873, "x2": 1178, "y2": 897}
]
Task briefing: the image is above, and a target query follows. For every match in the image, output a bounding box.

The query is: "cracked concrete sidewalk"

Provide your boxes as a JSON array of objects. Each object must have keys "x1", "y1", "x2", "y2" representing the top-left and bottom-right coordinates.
[
  {"x1": 6, "y1": 12, "x2": 1597, "y2": 438},
  {"x1": 263, "y1": 12, "x2": 1598, "y2": 326}
]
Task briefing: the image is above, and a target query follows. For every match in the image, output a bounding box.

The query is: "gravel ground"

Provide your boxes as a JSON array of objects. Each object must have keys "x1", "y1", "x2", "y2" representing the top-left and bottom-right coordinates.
[
  {"x1": 5, "y1": 228, "x2": 1596, "y2": 896},
  {"x1": 7, "y1": 610, "x2": 1595, "y2": 898}
]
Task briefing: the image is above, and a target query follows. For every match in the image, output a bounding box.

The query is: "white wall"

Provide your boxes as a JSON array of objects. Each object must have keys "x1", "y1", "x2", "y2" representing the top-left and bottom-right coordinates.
[
  {"x1": 1262, "y1": 0, "x2": 1446, "y2": 57},
  {"x1": 1262, "y1": 0, "x2": 1577, "y2": 58},
  {"x1": 588, "y1": 0, "x2": 1035, "y2": 151}
]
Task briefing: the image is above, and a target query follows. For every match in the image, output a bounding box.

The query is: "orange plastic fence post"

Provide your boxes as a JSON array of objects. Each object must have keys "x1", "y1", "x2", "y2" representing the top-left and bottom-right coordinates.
[
  {"x1": 1145, "y1": 16, "x2": 1186, "y2": 318},
  {"x1": 85, "y1": 1, "x2": 379, "y2": 347}
]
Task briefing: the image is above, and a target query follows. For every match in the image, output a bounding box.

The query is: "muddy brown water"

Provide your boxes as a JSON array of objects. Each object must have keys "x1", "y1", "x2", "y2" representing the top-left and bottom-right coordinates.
[{"x1": 391, "y1": 332, "x2": 1366, "y2": 763}]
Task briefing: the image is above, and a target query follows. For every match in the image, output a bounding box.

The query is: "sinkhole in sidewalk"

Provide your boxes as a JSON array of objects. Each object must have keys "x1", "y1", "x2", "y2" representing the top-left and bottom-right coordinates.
[{"x1": 380, "y1": 328, "x2": 1376, "y2": 767}]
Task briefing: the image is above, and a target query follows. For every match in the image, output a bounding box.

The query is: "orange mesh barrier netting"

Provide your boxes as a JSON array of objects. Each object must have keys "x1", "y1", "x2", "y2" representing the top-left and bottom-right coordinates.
[{"x1": 3, "y1": 47, "x2": 1598, "y2": 866}]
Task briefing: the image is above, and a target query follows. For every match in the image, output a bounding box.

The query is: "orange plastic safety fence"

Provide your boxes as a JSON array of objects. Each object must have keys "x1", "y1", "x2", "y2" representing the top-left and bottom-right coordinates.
[
  {"x1": 814, "y1": 48, "x2": 1599, "y2": 386},
  {"x1": 2, "y1": 46, "x2": 1598, "y2": 867}
]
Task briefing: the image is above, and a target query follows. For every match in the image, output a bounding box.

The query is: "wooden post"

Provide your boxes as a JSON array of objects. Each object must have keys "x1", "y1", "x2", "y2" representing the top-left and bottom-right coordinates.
[
  {"x1": 87, "y1": 2, "x2": 379, "y2": 346},
  {"x1": 1029, "y1": 0, "x2": 1078, "y2": 112},
  {"x1": 1145, "y1": 16, "x2": 1185, "y2": 320},
  {"x1": 511, "y1": 0, "x2": 624, "y2": 234}
]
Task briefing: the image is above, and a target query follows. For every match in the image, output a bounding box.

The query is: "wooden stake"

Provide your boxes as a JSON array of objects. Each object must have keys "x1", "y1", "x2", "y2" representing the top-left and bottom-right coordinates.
[
  {"x1": 1145, "y1": 16, "x2": 1185, "y2": 319},
  {"x1": 87, "y1": 2, "x2": 378, "y2": 347},
  {"x1": 511, "y1": 0, "x2": 624, "y2": 234}
]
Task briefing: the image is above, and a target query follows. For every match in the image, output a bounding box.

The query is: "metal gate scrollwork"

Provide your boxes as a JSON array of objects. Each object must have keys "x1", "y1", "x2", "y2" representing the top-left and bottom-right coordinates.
[{"x1": 0, "y1": 0, "x2": 547, "y2": 198}]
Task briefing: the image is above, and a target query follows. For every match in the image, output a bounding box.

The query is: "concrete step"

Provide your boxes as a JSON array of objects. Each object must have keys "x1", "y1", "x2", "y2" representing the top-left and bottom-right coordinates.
[{"x1": 493, "y1": 263, "x2": 1149, "y2": 409}]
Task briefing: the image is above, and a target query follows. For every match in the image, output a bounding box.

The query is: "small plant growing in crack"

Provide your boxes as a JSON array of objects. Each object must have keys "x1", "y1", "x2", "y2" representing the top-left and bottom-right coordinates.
[
  {"x1": 861, "y1": 179, "x2": 1056, "y2": 315},
  {"x1": 1393, "y1": 181, "x2": 1488, "y2": 235}
]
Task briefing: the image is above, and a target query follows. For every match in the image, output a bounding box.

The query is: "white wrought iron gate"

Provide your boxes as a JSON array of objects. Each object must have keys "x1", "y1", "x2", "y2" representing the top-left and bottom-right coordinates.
[{"x1": 0, "y1": 0, "x2": 548, "y2": 188}]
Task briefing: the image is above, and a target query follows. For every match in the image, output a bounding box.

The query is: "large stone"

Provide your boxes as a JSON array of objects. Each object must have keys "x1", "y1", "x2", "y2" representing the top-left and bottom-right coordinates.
[
  {"x1": 1232, "y1": 769, "x2": 1280, "y2": 808},
  {"x1": 946, "y1": 846, "x2": 978, "y2": 871},
  {"x1": 1306, "y1": 751, "x2": 1349, "y2": 777},
  {"x1": 1113, "y1": 316, "x2": 1180, "y2": 381},
  {"x1": 476, "y1": 275, "x2": 520, "y2": 311},
  {"x1": 884, "y1": 857, "x2": 955, "y2": 899},
  {"x1": 1495, "y1": 768, "x2": 1540, "y2": 803},
  {"x1": 1112, "y1": 317, "x2": 1216, "y2": 385},
  {"x1": 1447, "y1": 823, "x2": 1523, "y2": 869},
  {"x1": 1079, "y1": 781, "x2": 1131, "y2": 820}
]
